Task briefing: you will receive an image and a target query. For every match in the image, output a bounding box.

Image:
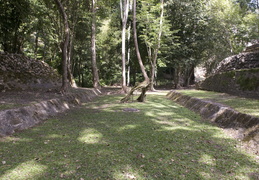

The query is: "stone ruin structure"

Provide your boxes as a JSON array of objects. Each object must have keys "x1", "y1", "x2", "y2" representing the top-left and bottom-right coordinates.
[
  {"x1": 199, "y1": 43, "x2": 259, "y2": 99},
  {"x1": 0, "y1": 52, "x2": 61, "y2": 91},
  {"x1": 0, "y1": 53, "x2": 101, "y2": 137}
]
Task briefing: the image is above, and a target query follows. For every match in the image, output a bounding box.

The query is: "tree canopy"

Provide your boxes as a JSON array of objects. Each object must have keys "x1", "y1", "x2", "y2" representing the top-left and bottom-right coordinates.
[{"x1": 0, "y1": 0, "x2": 258, "y2": 90}]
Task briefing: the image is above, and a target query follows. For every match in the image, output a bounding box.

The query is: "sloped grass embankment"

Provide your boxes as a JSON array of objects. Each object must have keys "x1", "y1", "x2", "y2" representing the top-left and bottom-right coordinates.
[
  {"x1": 0, "y1": 94, "x2": 258, "y2": 179},
  {"x1": 175, "y1": 89, "x2": 259, "y2": 117}
]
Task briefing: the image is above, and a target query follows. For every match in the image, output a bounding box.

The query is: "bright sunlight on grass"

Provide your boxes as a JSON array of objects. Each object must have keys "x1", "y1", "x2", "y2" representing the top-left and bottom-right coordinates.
[
  {"x1": 0, "y1": 94, "x2": 258, "y2": 179},
  {"x1": 177, "y1": 89, "x2": 259, "y2": 117}
]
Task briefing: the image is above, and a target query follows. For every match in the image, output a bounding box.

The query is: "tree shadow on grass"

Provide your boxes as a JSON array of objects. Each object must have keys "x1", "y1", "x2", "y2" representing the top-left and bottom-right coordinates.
[{"x1": 0, "y1": 95, "x2": 258, "y2": 179}]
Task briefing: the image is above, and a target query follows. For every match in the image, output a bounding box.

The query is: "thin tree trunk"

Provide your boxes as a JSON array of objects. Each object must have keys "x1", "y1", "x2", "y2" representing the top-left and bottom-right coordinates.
[
  {"x1": 121, "y1": 0, "x2": 151, "y2": 103},
  {"x1": 82, "y1": 69, "x2": 85, "y2": 87},
  {"x1": 91, "y1": 0, "x2": 100, "y2": 89},
  {"x1": 54, "y1": 0, "x2": 70, "y2": 93},
  {"x1": 122, "y1": 24, "x2": 127, "y2": 92},
  {"x1": 13, "y1": 28, "x2": 18, "y2": 53},
  {"x1": 150, "y1": 60, "x2": 156, "y2": 90},
  {"x1": 78, "y1": 59, "x2": 81, "y2": 86},
  {"x1": 120, "y1": 0, "x2": 130, "y2": 93},
  {"x1": 174, "y1": 66, "x2": 181, "y2": 89},
  {"x1": 150, "y1": 0, "x2": 164, "y2": 91},
  {"x1": 67, "y1": 1, "x2": 80, "y2": 88},
  {"x1": 34, "y1": 31, "x2": 38, "y2": 60},
  {"x1": 133, "y1": 0, "x2": 149, "y2": 82},
  {"x1": 127, "y1": 66, "x2": 130, "y2": 86},
  {"x1": 127, "y1": 24, "x2": 131, "y2": 86},
  {"x1": 42, "y1": 33, "x2": 47, "y2": 61},
  {"x1": 67, "y1": 30, "x2": 77, "y2": 87}
]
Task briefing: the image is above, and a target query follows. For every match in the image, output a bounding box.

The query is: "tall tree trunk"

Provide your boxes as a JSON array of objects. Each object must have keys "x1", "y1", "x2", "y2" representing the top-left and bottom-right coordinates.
[
  {"x1": 127, "y1": 24, "x2": 131, "y2": 86},
  {"x1": 133, "y1": 0, "x2": 149, "y2": 82},
  {"x1": 174, "y1": 66, "x2": 181, "y2": 89},
  {"x1": 54, "y1": 0, "x2": 70, "y2": 93},
  {"x1": 91, "y1": 0, "x2": 100, "y2": 89},
  {"x1": 183, "y1": 65, "x2": 194, "y2": 87},
  {"x1": 120, "y1": 0, "x2": 130, "y2": 93},
  {"x1": 67, "y1": 30, "x2": 77, "y2": 87},
  {"x1": 13, "y1": 28, "x2": 18, "y2": 53},
  {"x1": 150, "y1": 60, "x2": 156, "y2": 90},
  {"x1": 122, "y1": 0, "x2": 151, "y2": 103},
  {"x1": 150, "y1": 0, "x2": 164, "y2": 91},
  {"x1": 67, "y1": 0, "x2": 79, "y2": 88},
  {"x1": 78, "y1": 59, "x2": 82, "y2": 86},
  {"x1": 34, "y1": 31, "x2": 38, "y2": 60}
]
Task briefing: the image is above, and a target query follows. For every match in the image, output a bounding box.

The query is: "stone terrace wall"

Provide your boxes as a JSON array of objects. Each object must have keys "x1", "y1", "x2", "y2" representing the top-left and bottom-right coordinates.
[
  {"x1": 166, "y1": 91, "x2": 259, "y2": 154},
  {"x1": 199, "y1": 68, "x2": 259, "y2": 98},
  {"x1": 199, "y1": 48, "x2": 259, "y2": 98},
  {"x1": 214, "y1": 51, "x2": 259, "y2": 74},
  {"x1": 0, "y1": 89, "x2": 101, "y2": 137}
]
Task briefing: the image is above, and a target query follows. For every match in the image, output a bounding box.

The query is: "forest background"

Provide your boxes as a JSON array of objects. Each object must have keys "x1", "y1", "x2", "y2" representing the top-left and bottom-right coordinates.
[{"x1": 0, "y1": 0, "x2": 258, "y2": 92}]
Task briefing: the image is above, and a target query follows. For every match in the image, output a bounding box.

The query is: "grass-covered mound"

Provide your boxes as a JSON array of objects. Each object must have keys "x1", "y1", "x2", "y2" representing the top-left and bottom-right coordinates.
[{"x1": 177, "y1": 89, "x2": 259, "y2": 117}]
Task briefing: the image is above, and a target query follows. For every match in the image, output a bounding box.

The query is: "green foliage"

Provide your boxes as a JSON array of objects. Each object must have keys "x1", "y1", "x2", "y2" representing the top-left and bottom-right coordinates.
[
  {"x1": 237, "y1": 74, "x2": 259, "y2": 91},
  {"x1": 203, "y1": 0, "x2": 259, "y2": 73},
  {"x1": 97, "y1": 13, "x2": 122, "y2": 86},
  {"x1": 0, "y1": 0, "x2": 31, "y2": 53},
  {"x1": 224, "y1": 71, "x2": 236, "y2": 78},
  {"x1": 138, "y1": 0, "x2": 178, "y2": 61},
  {"x1": 0, "y1": 0, "x2": 258, "y2": 88}
]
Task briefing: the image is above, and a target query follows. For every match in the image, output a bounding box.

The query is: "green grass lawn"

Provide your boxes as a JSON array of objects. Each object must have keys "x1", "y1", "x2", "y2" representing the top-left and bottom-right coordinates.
[
  {"x1": 0, "y1": 94, "x2": 258, "y2": 180},
  {"x1": 176, "y1": 89, "x2": 259, "y2": 117}
]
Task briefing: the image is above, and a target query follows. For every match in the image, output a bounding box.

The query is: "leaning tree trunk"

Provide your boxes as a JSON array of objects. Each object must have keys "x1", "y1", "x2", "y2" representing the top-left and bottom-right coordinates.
[
  {"x1": 120, "y1": 80, "x2": 150, "y2": 103},
  {"x1": 121, "y1": 0, "x2": 150, "y2": 102},
  {"x1": 54, "y1": 0, "x2": 70, "y2": 93},
  {"x1": 133, "y1": 0, "x2": 149, "y2": 82}
]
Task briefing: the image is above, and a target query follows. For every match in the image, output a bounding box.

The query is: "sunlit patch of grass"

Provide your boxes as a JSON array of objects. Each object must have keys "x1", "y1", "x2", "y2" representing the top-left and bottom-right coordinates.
[
  {"x1": 0, "y1": 94, "x2": 258, "y2": 179},
  {"x1": 44, "y1": 134, "x2": 64, "y2": 139},
  {"x1": 199, "y1": 154, "x2": 216, "y2": 166},
  {"x1": 0, "y1": 160, "x2": 47, "y2": 180},
  {"x1": 113, "y1": 165, "x2": 142, "y2": 179},
  {"x1": 177, "y1": 89, "x2": 259, "y2": 117},
  {"x1": 0, "y1": 137, "x2": 33, "y2": 143},
  {"x1": 78, "y1": 128, "x2": 104, "y2": 144},
  {"x1": 118, "y1": 124, "x2": 139, "y2": 132}
]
